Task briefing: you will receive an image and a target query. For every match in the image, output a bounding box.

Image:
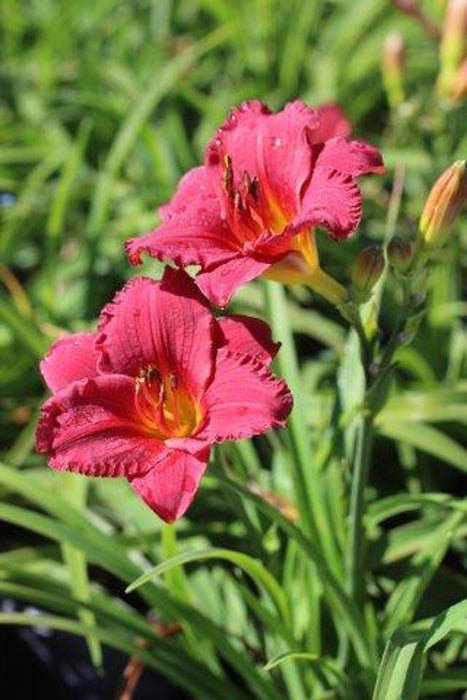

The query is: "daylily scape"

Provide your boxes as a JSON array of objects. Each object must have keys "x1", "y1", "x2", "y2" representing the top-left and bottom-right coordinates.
[
  {"x1": 126, "y1": 100, "x2": 384, "y2": 306},
  {"x1": 36, "y1": 268, "x2": 292, "y2": 522}
]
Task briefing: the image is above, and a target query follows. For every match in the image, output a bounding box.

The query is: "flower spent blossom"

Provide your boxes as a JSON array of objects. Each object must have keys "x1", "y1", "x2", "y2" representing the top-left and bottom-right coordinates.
[
  {"x1": 36, "y1": 268, "x2": 292, "y2": 522},
  {"x1": 126, "y1": 100, "x2": 384, "y2": 307}
]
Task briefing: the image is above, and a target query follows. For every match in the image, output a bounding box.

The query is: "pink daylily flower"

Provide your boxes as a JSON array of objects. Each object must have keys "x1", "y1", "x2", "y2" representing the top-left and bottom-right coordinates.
[
  {"x1": 126, "y1": 101, "x2": 385, "y2": 307},
  {"x1": 36, "y1": 268, "x2": 292, "y2": 522}
]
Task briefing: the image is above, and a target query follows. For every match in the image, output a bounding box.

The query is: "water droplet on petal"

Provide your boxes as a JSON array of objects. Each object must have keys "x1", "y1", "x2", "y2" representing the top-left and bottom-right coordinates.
[
  {"x1": 269, "y1": 136, "x2": 281, "y2": 149},
  {"x1": 133, "y1": 308, "x2": 141, "y2": 318}
]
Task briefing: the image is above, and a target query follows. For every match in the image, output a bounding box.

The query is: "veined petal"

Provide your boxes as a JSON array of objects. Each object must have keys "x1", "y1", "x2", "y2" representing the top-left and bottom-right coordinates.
[
  {"x1": 198, "y1": 350, "x2": 292, "y2": 442},
  {"x1": 125, "y1": 166, "x2": 239, "y2": 268},
  {"x1": 36, "y1": 375, "x2": 167, "y2": 478},
  {"x1": 129, "y1": 448, "x2": 210, "y2": 522},
  {"x1": 196, "y1": 256, "x2": 271, "y2": 308},
  {"x1": 299, "y1": 167, "x2": 363, "y2": 240},
  {"x1": 96, "y1": 270, "x2": 215, "y2": 398},
  {"x1": 312, "y1": 103, "x2": 352, "y2": 142},
  {"x1": 217, "y1": 315, "x2": 280, "y2": 365},
  {"x1": 206, "y1": 100, "x2": 319, "y2": 219},
  {"x1": 314, "y1": 137, "x2": 385, "y2": 177},
  {"x1": 40, "y1": 332, "x2": 98, "y2": 394}
]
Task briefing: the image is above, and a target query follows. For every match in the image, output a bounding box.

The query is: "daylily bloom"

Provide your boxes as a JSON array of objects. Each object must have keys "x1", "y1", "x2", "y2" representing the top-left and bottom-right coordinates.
[
  {"x1": 36, "y1": 268, "x2": 292, "y2": 522},
  {"x1": 126, "y1": 101, "x2": 384, "y2": 307}
]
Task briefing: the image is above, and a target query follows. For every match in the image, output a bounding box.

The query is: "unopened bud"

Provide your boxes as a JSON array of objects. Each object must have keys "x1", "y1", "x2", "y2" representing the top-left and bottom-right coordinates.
[
  {"x1": 419, "y1": 160, "x2": 467, "y2": 248},
  {"x1": 452, "y1": 58, "x2": 467, "y2": 100},
  {"x1": 387, "y1": 236, "x2": 414, "y2": 273},
  {"x1": 438, "y1": 0, "x2": 467, "y2": 95},
  {"x1": 352, "y1": 245, "x2": 385, "y2": 301},
  {"x1": 382, "y1": 33, "x2": 406, "y2": 108}
]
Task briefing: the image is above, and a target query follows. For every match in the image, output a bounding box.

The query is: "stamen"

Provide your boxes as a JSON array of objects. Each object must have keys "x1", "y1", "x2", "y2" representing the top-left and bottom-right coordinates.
[
  {"x1": 222, "y1": 154, "x2": 234, "y2": 198},
  {"x1": 134, "y1": 366, "x2": 200, "y2": 439}
]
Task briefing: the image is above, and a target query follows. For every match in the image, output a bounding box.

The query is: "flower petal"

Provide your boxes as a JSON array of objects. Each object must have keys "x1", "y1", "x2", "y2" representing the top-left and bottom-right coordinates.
[
  {"x1": 96, "y1": 269, "x2": 215, "y2": 398},
  {"x1": 217, "y1": 315, "x2": 280, "y2": 365},
  {"x1": 198, "y1": 350, "x2": 293, "y2": 442},
  {"x1": 312, "y1": 103, "x2": 352, "y2": 142},
  {"x1": 314, "y1": 137, "x2": 385, "y2": 177},
  {"x1": 129, "y1": 448, "x2": 210, "y2": 522},
  {"x1": 125, "y1": 167, "x2": 238, "y2": 268},
  {"x1": 297, "y1": 138, "x2": 384, "y2": 240},
  {"x1": 299, "y1": 167, "x2": 363, "y2": 240},
  {"x1": 36, "y1": 375, "x2": 167, "y2": 477},
  {"x1": 195, "y1": 256, "x2": 271, "y2": 308},
  {"x1": 206, "y1": 100, "x2": 319, "y2": 218},
  {"x1": 40, "y1": 332, "x2": 98, "y2": 394}
]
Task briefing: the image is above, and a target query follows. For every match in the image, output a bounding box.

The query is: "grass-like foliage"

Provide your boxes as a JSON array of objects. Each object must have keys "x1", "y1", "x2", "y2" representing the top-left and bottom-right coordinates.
[{"x1": 1, "y1": 0, "x2": 466, "y2": 697}]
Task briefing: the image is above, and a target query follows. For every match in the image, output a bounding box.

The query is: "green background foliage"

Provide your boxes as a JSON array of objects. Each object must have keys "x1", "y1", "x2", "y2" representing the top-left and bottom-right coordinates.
[{"x1": 0, "y1": 0, "x2": 466, "y2": 697}]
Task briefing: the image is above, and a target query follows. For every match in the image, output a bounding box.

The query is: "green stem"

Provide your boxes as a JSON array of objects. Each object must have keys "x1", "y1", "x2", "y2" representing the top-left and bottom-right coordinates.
[
  {"x1": 346, "y1": 412, "x2": 374, "y2": 608},
  {"x1": 372, "y1": 277, "x2": 412, "y2": 392}
]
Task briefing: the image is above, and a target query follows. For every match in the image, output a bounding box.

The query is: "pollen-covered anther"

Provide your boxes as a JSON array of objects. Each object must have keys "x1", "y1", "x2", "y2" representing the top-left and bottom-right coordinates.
[{"x1": 222, "y1": 154, "x2": 234, "y2": 197}]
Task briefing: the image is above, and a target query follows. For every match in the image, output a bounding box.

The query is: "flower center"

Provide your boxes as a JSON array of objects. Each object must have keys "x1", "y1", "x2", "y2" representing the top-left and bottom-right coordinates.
[
  {"x1": 134, "y1": 366, "x2": 201, "y2": 440},
  {"x1": 221, "y1": 154, "x2": 290, "y2": 245}
]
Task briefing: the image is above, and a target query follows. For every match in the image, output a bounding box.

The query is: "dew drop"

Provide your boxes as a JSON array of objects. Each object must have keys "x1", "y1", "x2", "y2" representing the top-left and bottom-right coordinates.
[
  {"x1": 269, "y1": 136, "x2": 281, "y2": 149},
  {"x1": 133, "y1": 308, "x2": 141, "y2": 318}
]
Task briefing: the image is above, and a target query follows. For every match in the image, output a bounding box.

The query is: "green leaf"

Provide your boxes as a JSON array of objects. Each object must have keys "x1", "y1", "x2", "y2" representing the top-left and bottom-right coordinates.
[
  {"x1": 377, "y1": 421, "x2": 467, "y2": 473},
  {"x1": 61, "y1": 474, "x2": 102, "y2": 669},
  {"x1": 126, "y1": 547, "x2": 290, "y2": 628},
  {"x1": 216, "y1": 474, "x2": 374, "y2": 670},
  {"x1": 373, "y1": 600, "x2": 467, "y2": 700},
  {"x1": 367, "y1": 493, "x2": 467, "y2": 526},
  {"x1": 385, "y1": 511, "x2": 465, "y2": 635}
]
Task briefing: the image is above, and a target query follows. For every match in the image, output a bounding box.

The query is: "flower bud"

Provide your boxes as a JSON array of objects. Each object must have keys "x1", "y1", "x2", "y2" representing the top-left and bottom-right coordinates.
[
  {"x1": 382, "y1": 33, "x2": 406, "y2": 108},
  {"x1": 438, "y1": 0, "x2": 467, "y2": 95},
  {"x1": 351, "y1": 245, "x2": 385, "y2": 301},
  {"x1": 387, "y1": 236, "x2": 414, "y2": 273},
  {"x1": 419, "y1": 160, "x2": 467, "y2": 249}
]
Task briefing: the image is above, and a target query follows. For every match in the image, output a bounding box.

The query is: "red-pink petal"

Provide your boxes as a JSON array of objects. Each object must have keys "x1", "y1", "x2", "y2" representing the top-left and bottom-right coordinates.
[
  {"x1": 217, "y1": 315, "x2": 280, "y2": 365},
  {"x1": 314, "y1": 137, "x2": 385, "y2": 177},
  {"x1": 125, "y1": 167, "x2": 238, "y2": 268},
  {"x1": 312, "y1": 103, "x2": 352, "y2": 142},
  {"x1": 129, "y1": 448, "x2": 210, "y2": 522},
  {"x1": 36, "y1": 376, "x2": 167, "y2": 477},
  {"x1": 198, "y1": 350, "x2": 292, "y2": 442},
  {"x1": 206, "y1": 100, "x2": 319, "y2": 217},
  {"x1": 195, "y1": 256, "x2": 271, "y2": 308},
  {"x1": 96, "y1": 270, "x2": 215, "y2": 398},
  {"x1": 299, "y1": 167, "x2": 363, "y2": 240},
  {"x1": 40, "y1": 332, "x2": 98, "y2": 394}
]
